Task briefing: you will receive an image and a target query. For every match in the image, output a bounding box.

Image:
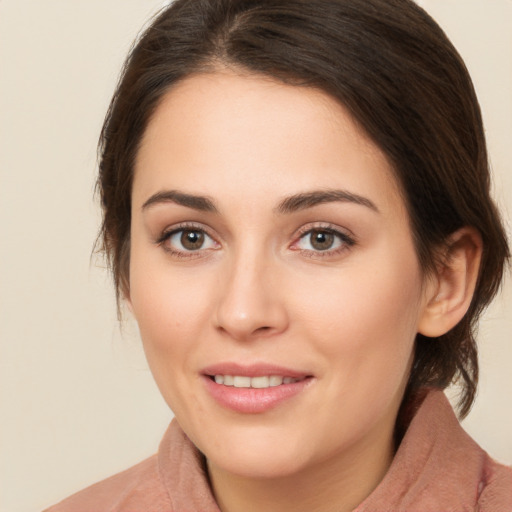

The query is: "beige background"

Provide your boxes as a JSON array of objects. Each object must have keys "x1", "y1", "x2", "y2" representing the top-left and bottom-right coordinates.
[{"x1": 0, "y1": 1, "x2": 510, "y2": 511}]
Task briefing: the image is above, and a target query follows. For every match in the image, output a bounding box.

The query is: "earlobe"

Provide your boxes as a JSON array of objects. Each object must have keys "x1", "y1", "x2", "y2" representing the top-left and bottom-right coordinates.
[{"x1": 418, "y1": 227, "x2": 482, "y2": 338}]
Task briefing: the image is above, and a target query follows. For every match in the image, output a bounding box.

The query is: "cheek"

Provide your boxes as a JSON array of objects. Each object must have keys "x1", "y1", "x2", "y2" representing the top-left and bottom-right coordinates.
[
  {"x1": 292, "y1": 249, "x2": 423, "y2": 380},
  {"x1": 128, "y1": 251, "x2": 215, "y2": 383},
  {"x1": 130, "y1": 245, "x2": 209, "y2": 331},
  {"x1": 128, "y1": 263, "x2": 215, "y2": 418}
]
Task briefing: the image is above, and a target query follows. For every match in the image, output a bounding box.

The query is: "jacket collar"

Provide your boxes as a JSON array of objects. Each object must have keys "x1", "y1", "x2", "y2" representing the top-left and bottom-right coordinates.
[{"x1": 157, "y1": 390, "x2": 495, "y2": 511}]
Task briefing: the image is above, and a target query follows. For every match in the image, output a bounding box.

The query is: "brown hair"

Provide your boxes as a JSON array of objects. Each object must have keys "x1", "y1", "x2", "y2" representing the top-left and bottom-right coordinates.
[{"x1": 97, "y1": 0, "x2": 509, "y2": 417}]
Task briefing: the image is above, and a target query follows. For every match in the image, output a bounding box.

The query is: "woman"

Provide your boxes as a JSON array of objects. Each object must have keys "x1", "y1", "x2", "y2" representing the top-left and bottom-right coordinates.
[{"x1": 46, "y1": 0, "x2": 511, "y2": 510}]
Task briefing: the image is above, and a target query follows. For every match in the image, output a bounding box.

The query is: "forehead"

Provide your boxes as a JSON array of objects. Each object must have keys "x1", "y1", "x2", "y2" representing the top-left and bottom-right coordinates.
[{"x1": 133, "y1": 70, "x2": 404, "y2": 216}]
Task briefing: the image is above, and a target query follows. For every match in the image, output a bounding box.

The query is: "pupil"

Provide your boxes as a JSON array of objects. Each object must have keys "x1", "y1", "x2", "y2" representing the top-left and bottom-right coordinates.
[
  {"x1": 311, "y1": 230, "x2": 334, "y2": 250},
  {"x1": 181, "y1": 230, "x2": 204, "y2": 250}
]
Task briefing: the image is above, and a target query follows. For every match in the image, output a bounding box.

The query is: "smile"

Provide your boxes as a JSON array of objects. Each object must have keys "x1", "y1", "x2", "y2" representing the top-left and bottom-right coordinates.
[
  {"x1": 212, "y1": 375, "x2": 305, "y2": 388},
  {"x1": 202, "y1": 365, "x2": 313, "y2": 413}
]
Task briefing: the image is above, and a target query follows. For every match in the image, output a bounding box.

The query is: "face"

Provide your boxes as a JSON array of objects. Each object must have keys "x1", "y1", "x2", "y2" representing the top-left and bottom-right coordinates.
[{"x1": 129, "y1": 70, "x2": 431, "y2": 480}]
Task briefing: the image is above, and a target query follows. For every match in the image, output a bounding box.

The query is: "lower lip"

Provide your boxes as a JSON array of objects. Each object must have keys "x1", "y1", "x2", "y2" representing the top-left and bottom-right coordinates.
[{"x1": 202, "y1": 376, "x2": 312, "y2": 414}]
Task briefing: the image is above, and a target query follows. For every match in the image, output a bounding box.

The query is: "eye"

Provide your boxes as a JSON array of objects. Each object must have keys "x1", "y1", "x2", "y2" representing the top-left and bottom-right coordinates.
[
  {"x1": 295, "y1": 228, "x2": 354, "y2": 253},
  {"x1": 163, "y1": 227, "x2": 218, "y2": 253}
]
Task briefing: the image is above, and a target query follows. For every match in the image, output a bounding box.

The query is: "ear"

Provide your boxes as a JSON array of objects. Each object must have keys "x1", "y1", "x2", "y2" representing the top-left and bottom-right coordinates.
[{"x1": 418, "y1": 227, "x2": 482, "y2": 338}]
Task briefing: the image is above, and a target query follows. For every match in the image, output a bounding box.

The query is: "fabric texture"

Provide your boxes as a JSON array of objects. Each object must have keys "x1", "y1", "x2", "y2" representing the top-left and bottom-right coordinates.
[{"x1": 44, "y1": 390, "x2": 512, "y2": 512}]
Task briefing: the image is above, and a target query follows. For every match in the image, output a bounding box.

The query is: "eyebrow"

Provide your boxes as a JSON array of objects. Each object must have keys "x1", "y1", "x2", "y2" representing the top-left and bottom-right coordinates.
[
  {"x1": 142, "y1": 190, "x2": 218, "y2": 213},
  {"x1": 276, "y1": 189, "x2": 379, "y2": 214},
  {"x1": 141, "y1": 188, "x2": 378, "y2": 215}
]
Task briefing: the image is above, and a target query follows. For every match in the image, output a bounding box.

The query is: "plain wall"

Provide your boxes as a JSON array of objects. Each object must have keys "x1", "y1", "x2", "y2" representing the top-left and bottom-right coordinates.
[{"x1": 0, "y1": 1, "x2": 510, "y2": 511}]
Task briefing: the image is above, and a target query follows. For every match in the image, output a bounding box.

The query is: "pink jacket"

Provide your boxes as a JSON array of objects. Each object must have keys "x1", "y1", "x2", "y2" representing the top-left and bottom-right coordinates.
[{"x1": 45, "y1": 390, "x2": 512, "y2": 511}]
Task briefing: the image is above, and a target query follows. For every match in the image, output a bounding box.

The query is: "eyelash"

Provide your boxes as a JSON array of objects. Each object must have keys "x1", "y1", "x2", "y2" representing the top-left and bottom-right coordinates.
[
  {"x1": 156, "y1": 222, "x2": 219, "y2": 259},
  {"x1": 155, "y1": 222, "x2": 356, "y2": 259},
  {"x1": 291, "y1": 223, "x2": 356, "y2": 258}
]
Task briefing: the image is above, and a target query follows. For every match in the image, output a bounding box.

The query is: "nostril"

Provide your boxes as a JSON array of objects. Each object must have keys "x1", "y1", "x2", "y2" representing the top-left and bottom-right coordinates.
[{"x1": 255, "y1": 326, "x2": 271, "y2": 333}]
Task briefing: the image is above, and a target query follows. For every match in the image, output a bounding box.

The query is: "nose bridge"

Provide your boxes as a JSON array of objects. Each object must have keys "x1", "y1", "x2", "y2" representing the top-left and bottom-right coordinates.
[{"x1": 214, "y1": 240, "x2": 288, "y2": 340}]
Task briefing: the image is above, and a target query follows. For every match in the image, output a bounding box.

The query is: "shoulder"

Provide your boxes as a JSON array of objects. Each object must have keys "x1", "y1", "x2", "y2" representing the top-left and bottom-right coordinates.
[
  {"x1": 43, "y1": 420, "x2": 219, "y2": 512},
  {"x1": 478, "y1": 454, "x2": 512, "y2": 511},
  {"x1": 357, "y1": 390, "x2": 512, "y2": 511},
  {"x1": 43, "y1": 454, "x2": 171, "y2": 512}
]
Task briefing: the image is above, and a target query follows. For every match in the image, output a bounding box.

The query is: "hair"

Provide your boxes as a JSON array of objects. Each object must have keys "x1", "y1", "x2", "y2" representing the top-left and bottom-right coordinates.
[{"x1": 97, "y1": 0, "x2": 509, "y2": 418}]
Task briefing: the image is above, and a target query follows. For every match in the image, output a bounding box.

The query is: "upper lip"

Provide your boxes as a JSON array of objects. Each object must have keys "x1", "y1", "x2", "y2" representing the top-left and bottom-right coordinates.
[{"x1": 201, "y1": 362, "x2": 311, "y2": 379}]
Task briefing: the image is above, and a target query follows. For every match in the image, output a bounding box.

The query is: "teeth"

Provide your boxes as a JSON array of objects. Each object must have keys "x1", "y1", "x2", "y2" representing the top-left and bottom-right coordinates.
[
  {"x1": 251, "y1": 376, "x2": 270, "y2": 388},
  {"x1": 269, "y1": 376, "x2": 283, "y2": 387},
  {"x1": 234, "y1": 376, "x2": 251, "y2": 388},
  {"x1": 213, "y1": 375, "x2": 301, "y2": 388}
]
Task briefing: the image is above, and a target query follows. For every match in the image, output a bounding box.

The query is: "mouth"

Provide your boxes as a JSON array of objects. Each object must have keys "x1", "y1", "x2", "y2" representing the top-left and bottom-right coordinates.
[
  {"x1": 201, "y1": 364, "x2": 314, "y2": 413},
  {"x1": 209, "y1": 375, "x2": 307, "y2": 388}
]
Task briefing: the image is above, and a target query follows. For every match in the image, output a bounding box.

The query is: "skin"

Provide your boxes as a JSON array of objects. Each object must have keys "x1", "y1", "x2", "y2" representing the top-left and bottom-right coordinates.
[{"x1": 127, "y1": 70, "x2": 479, "y2": 512}]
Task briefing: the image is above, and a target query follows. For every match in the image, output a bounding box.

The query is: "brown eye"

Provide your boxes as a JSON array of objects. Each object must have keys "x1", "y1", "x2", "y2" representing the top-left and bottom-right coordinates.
[
  {"x1": 295, "y1": 227, "x2": 353, "y2": 254},
  {"x1": 164, "y1": 227, "x2": 217, "y2": 253},
  {"x1": 181, "y1": 230, "x2": 205, "y2": 250},
  {"x1": 309, "y1": 230, "x2": 335, "y2": 251}
]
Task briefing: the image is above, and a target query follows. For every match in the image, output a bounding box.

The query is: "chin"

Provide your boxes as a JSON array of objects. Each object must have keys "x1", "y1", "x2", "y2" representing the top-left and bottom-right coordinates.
[
  {"x1": 188, "y1": 421, "x2": 308, "y2": 479},
  {"x1": 208, "y1": 448, "x2": 310, "y2": 480}
]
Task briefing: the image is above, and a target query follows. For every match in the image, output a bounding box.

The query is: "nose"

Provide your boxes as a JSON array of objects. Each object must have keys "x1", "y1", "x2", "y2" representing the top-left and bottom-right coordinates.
[{"x1": 214, "y1": 250, "x2": 289, "y2": 341}]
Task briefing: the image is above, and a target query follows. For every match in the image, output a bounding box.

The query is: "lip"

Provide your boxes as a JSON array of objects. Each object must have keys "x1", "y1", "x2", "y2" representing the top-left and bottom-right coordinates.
[
  {"x1": 201, "y1": 363, "x2": 314, "y2": 414},
  {"x1": 201, "y1": 362, "x2": 309, "y2": 379}
]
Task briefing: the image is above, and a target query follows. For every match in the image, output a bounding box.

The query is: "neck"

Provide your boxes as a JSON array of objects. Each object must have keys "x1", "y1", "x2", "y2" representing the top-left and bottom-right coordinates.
[{"x1": 207, "y1": 426, "x2": 394, "y2": 512}]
